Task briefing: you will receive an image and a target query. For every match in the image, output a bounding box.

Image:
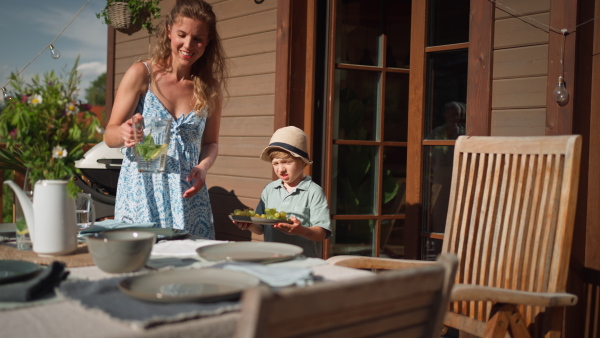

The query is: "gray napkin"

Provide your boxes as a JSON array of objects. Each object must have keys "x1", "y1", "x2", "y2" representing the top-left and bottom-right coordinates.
[
  {"x1": 214, "y1": 261, "x2": 314, "y2": 287},
  {"x1": 57, "y1": 276, "x2": 240, "y2": 329},
  {"x1": 79, "y1": 219, "x2": 155, "y2": 234},
  {"x1": 0, "y1": 261, "x2": 69, "y2": 302}
]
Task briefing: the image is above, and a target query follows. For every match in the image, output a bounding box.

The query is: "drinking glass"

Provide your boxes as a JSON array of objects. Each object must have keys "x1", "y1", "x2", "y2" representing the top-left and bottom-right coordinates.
[
  {"x1": 15, "y1": 169, "x2": 33, "y2": 250},
  {"x1": 76, "y1": 193, "x2": 96, "y2": 230},
  {"x1": 133, "y1": 116, "x2": 172, "y2": 173}
]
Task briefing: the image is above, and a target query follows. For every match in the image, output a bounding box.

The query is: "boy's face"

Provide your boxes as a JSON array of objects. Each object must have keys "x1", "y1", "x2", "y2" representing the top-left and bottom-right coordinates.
[{"x1": 271, "y1": 156, "x2": 306, "y2": 186}]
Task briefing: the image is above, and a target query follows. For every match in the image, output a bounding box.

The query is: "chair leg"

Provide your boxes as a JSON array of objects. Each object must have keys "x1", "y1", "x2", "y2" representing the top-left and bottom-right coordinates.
[{"x1": 484, "y1": 304, "x2": 531, "y2": 338}]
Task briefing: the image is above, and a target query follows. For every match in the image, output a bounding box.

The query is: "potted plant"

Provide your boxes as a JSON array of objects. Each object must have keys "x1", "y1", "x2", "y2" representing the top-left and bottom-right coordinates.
[
  {"x1": 96, "y1": 0, "x2": 161, "y2": 35},
  {"x1": 0, "y1": 57, "x2": 103, "y2": 197}
]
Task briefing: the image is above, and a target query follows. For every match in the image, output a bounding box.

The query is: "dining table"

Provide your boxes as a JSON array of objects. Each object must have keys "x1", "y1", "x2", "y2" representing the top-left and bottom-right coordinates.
[{"x1": 0, "y1": 231, "x2": 375, "y2": 338}]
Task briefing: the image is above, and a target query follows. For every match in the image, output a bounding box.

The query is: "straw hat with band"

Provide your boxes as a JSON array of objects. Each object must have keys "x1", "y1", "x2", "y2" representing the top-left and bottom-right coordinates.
[{"x1": 260, "y1": 126, "x2": 313, "y2": 165}]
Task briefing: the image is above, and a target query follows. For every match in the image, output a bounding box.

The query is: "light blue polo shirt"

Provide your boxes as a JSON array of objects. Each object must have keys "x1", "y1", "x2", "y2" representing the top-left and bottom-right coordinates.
[{"x1": 256, "y1": 175, "x2": 332, "y2": 258}]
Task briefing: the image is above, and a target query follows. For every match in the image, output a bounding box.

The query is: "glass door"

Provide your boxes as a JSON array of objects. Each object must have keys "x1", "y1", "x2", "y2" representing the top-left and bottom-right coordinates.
[
  {"x1": 325, "y1": 0, "x2": 412, "y2": 258},
  {"x1": 323, "y1": 0, "x2": 470, "y2": 259}
]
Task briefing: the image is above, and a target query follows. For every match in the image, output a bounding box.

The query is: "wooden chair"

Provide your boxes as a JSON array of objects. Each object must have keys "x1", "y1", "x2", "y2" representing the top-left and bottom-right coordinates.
[
  {"x1": 327, "y1": 135, "x2": 582, "y2": 338},
  {"x1": 234, "y1": 253, "x2": 458, "y2": 338}
]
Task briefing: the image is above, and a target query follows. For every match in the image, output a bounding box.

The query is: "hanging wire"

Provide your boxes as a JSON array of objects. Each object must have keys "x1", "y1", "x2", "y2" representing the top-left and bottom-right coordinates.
[
  {"x1": 489, "y1": 0, "x2": 600, "y2": 34},
  {"x1": 1, "y1": 0, "x2": 92, "y2": 91},
  {"x1": 560, "y1": 29, "x2": 567, "y2": 77}
]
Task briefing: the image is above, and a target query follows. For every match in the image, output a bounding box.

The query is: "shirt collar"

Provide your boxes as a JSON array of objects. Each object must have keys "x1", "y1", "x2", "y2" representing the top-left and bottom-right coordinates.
[{"x1": 274, "y1": 175, "x2": 312, "y2": 191}]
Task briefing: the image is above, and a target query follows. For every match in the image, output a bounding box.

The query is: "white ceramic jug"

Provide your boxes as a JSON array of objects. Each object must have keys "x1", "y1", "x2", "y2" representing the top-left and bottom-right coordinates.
[{"x1": 5, "y1": 180, "x2": 82, "y2": 256}]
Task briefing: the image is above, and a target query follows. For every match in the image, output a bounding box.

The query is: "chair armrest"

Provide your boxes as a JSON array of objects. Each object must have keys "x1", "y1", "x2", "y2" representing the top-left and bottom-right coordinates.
[
  {"x1": 450, "y1": 284, "x2": 578, "y2": 307},
  {"x1": 326, "y1": 255, "x2": 435, "y2": 270}
]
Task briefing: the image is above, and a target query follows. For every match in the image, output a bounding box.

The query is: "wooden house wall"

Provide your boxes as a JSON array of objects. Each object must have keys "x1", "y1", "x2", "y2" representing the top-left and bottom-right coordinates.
[
  {"x1": 111, "y1": 0, "x2": 277, "y2": 241},
  {"x1": 490, "y1": 0, "x2": 550, "y2": 136}
]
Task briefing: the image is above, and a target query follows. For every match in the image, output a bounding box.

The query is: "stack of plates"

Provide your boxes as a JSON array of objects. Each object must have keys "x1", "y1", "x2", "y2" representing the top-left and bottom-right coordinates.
[
  {"x1": 0, "y1": 223, "x2": 16, "y2": 242},
  {"x1": 0, "y1": 260, "x2": 41, "y2": 284}
]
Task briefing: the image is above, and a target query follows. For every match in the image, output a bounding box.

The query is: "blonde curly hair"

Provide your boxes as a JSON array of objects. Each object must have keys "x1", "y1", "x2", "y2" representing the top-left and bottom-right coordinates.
[{"x1": 151, "y1": 0, "x2": 228, "y2": 117}]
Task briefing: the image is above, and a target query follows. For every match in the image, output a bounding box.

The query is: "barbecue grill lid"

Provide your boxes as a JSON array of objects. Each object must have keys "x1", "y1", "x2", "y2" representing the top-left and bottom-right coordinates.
[{"x1": 76, "y1": 142, "x2": 124, "y2": 169}]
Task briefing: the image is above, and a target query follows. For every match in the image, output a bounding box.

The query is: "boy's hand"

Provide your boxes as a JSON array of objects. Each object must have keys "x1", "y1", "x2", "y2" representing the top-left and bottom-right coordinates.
[
  {"x1": 233, "y1": 221, "x2": 264, "y2": 235},
  {"x1": 274, "y1": 217, "x2": 301, "y2": 235},
  {"x1": 233, "y1": 221, "x2": 253, "y2": 231}
]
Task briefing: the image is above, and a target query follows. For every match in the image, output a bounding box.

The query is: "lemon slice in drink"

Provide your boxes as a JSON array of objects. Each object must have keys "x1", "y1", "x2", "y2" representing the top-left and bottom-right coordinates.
[
  {"x1": 150, "y1": 144, "x2": 168, "y2": 160},
  {"x1": 16, "y1": 228, "x2": 29, "y2": 236}
]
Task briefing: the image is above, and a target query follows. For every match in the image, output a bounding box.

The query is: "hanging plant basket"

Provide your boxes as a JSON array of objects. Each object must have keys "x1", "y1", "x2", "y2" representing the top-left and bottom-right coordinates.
[
  {"x1": 107, "y1": 2, "x2": 149, "y2": 35},
  {"x1": 97, "y1": 0, "x2": 161, "y2": 36}
]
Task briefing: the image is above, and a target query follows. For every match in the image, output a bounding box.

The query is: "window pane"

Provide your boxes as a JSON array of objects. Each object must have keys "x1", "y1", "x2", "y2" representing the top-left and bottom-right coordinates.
[
  {"x1": 381, "y1": 219, "x2": 404, "y2": 258},
  {"x1": 336, "y1": 0, "x2": 382, "y2": 66},
  {"x1": 334, "y1": 69, "x2": 380, "y2": 141},
  {"x1": 385, "y1": 0, "x2": 412, "y2": 68},
  {"x1": 384, "y1": 72, "x2": 409, "y2": 142},
  {"x1": 331, "y1": 219, "x2": 375, "y2": 256},
  {"x1": 382, "y1": 146, "x2": 406, "y2": 214},
  {"x1": 424, "y1": 50, "x2": 468, "y2": 140},
  {"x1": 422, "y1": 145, "x2": 454, "y2": 234},
  {"x1": 428, "y1": 0, "x2": 470, "y2": 46},
  {"x1": 332, "y1": 144, "x2": 378, "y2": 215},
  {"x1": 421, "y1": 237, "x2": 443, "y2": 261}
]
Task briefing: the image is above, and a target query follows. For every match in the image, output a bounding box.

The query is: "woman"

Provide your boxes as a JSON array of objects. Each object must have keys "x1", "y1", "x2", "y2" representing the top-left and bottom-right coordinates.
[{"x1": 104, "y1": 0, "x2": 227, "y2": 239}]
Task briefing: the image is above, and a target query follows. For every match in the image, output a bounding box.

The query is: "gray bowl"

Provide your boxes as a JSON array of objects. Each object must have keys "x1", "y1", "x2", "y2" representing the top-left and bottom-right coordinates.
[{"x1": 86, "y1": 230, "x2": 156, "y2": 273}]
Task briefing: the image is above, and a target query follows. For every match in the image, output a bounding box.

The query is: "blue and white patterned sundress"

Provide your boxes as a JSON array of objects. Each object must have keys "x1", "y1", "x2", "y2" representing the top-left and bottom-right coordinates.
[{"x1": 114, "y1": 62, "x2": 215, "y2": 239}]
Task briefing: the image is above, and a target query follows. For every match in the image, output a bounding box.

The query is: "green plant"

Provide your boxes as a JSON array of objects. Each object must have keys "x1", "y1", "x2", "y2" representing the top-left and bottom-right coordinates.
[
  {"x1": 136, "y1": 133, "x2": 167, "y2": 161},
  {"x1": 0, "y1": 57, "x2": 102, "y2": 197},
  {"x1": 96, "y1": 0, "x2": 161, "y2": 35}
]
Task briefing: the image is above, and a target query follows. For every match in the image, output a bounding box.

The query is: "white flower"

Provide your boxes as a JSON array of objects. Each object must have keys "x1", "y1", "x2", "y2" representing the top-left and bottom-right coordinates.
[
  {"x1": 28, "y1": 94, "x2": 43, "y2": 105},
  {"x1": 65, "y1": 102, "x2": 79, "y2": 115},
  {"x1": 52, "y1": 145, "x2": 68, "y2": 158}
]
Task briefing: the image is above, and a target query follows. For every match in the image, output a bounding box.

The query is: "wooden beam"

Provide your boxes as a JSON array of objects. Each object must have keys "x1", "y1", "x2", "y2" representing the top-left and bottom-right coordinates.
[
  {"x1": 546, "y1": 0, "x2": 578, "y2": 134},
  {"x1": 105, "y1": 25, "x2": 116, "y2": 122},
  {"x1": 466, "y1": 0, "x2": 494, "y2": 136},
  {"x1": 404, "y1": 0, "x2": 428, "y2": 259}
]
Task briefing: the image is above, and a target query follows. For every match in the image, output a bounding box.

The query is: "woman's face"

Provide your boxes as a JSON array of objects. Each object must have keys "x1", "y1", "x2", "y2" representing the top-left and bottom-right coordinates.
[{"x1": 167, "y1": 16, "x2": 209, "y2": 68}]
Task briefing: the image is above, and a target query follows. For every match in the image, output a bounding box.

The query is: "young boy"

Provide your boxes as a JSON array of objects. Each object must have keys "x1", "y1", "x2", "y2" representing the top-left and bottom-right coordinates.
[{"x1": 234, "y1": 126, "x2": 331, "y2": 258}]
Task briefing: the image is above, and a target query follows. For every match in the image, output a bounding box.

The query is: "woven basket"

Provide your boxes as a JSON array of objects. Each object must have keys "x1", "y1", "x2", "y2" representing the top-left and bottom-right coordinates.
[{"x1": 107, "y1": 2, "x2": 149, "y2": 35}]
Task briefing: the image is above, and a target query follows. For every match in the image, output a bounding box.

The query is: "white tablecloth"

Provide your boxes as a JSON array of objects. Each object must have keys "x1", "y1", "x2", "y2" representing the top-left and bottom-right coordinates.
[{"x1": 0, "y1": 240, "x2": 375, "y2": 337}]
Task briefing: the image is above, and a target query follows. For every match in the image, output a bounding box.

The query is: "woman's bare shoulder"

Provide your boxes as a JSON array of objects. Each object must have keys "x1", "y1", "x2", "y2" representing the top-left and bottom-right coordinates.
[{"x1": 120, "y1": 61, "x2": 151, "y2": 93}]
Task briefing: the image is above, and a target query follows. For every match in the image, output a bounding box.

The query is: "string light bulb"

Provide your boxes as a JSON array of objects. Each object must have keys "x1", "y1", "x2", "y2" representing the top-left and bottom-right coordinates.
[
  {"x1": 49, "y1": 44, "x2": 61, "y2": 59},
  {"x1": 2, "y1": 87, "x2": 13, "y2": 101},
  {"x1": 553, "y1": 76, "x2": 570, "y2": 106}
]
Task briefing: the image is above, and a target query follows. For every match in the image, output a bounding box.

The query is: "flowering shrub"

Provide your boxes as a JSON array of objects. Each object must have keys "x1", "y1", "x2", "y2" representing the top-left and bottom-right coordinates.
[{"x1": 0, "y1": 59, "x2": 102, "y2": 196}]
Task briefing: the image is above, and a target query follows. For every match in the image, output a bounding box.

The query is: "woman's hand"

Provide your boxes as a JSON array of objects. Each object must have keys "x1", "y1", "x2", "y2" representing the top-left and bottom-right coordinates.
[
  {"x1": 121, "y1": 113, "x2": 143, "y2": 148},
  {"x1": 183, "y1": 165, "x2": 207, "y2": 198}
]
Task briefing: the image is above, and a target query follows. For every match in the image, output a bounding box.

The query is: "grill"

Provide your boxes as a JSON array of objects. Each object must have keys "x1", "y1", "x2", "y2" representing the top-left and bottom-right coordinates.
[{"x1": 74, "y1": 142, "x2": 123, "y2": 220}]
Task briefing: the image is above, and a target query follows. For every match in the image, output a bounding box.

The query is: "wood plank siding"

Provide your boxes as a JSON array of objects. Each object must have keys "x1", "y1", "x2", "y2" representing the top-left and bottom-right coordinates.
[
  {"x1": 110, "y1": 0, "x2": 278, "y2": 241},
  {"x1": 490, "y1": 0, "x2": 551, "y2": 136},
  {"x1": 210, "y1": 0, "x2": 278, "y2": 241}
]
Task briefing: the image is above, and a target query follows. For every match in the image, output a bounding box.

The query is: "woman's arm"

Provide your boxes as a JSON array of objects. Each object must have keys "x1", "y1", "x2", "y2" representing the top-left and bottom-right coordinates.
[
  {"x1": 183, "y1": 89, "x2": 223, "y2": 198},
  {"x1": 104, "y1": 62, "x2": 149, "y2": 148}
]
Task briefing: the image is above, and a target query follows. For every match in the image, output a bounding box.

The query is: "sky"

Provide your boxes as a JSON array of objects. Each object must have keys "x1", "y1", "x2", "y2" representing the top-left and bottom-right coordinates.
[{"x1": 0, "y1": 0, "x2": 107, "y2": 103}]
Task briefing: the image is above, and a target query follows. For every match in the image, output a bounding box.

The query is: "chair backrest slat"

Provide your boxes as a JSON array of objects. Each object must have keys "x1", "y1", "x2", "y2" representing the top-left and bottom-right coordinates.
[
  {"x1": 236, "y1": 253, "x2": 458, "y2": 338},
  {"x1": 441, "y1": 135, "x2": 581, "y2": 327}
]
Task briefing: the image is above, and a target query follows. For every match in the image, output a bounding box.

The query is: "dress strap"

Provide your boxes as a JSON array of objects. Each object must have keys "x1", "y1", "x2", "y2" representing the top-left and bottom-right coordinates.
[{"x1": 141, "y1": 61, "x2": 151, "y2": 87}]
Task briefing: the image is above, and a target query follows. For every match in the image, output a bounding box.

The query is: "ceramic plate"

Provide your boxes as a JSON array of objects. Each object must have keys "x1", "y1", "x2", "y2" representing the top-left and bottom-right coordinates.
[
  {"x1": 85, "y1": 227, "x2": 189, "y2": 241},
  {"x1": 118, "y1": 268, "x2": 260, "y2": 303},
  {"x1": 229, "y1": 215, "x2": 292, "y2": 225},
  {"x1": 120, "y1": 228, "x2": 189, "y2": 241},
  {"x1": 0, "y1": 223, "x2": 16, "y2": 237},
  {"x1": 196, "y1": 242, "x2": 303, "y2": 263},
  {"x1": 0, "y1": 260, "x2": 41, "y2": 284}
]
